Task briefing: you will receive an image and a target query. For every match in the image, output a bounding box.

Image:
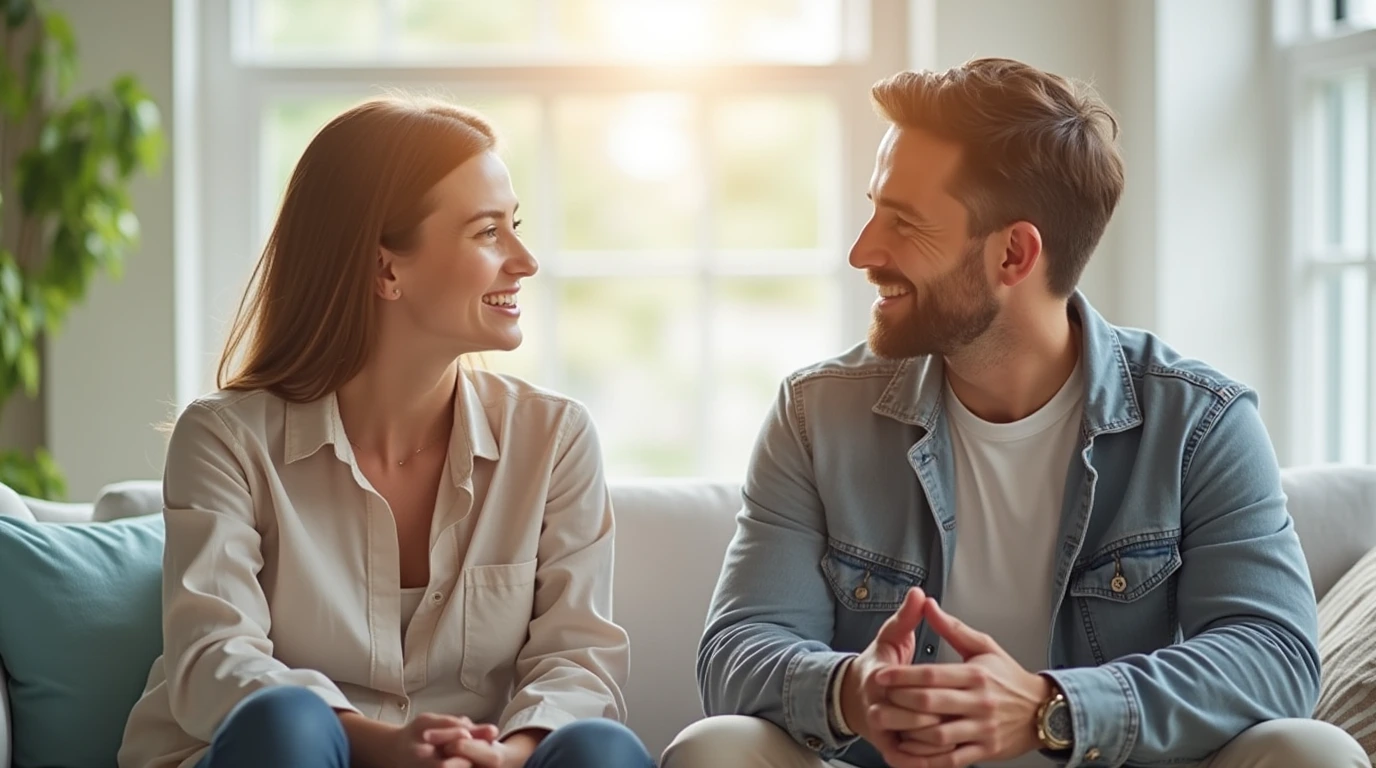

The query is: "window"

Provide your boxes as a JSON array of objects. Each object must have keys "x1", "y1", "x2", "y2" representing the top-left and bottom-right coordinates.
[
  {"x1": 188, "y1": 0, "x2": 907, "y2": 478},
  {"x1": 1287, "y1": 0, "x2": 1376, "y2": 463}
]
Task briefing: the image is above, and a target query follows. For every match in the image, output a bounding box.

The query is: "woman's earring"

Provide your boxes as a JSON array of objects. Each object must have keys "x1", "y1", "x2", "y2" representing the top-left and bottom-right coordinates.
[{"x1": 392, "y1": 288, "x2": 400, "y2": 297}]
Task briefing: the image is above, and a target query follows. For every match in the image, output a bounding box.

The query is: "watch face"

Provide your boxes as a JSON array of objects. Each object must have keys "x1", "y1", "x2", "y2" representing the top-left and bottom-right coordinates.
[{"x1": 1047, "y1": 699, "x2": 1073, "y2": 742}]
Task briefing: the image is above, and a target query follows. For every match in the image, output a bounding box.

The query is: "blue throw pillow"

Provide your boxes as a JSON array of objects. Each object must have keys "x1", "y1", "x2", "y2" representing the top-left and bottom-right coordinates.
[{"x1": 0, "y1": 514, "x2": 164, "y2": 768}]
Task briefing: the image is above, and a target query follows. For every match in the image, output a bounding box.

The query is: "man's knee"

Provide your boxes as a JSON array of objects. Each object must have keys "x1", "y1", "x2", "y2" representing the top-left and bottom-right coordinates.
[
  {"x1": 662, "y1": 715, "x2": 820, "y2": 768},
  {"x1": 1215, "y1": 718, "x2": 1369, "y2": 768}
]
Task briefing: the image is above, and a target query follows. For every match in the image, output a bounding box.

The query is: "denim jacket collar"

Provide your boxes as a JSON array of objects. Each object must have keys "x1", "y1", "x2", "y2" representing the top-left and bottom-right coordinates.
[{"x1": 871, "y1": 291, "x2": 1143, "y2": 437}]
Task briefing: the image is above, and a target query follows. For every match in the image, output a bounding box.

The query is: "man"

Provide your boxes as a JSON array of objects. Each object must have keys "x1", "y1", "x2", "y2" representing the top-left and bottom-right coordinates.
[{"x1": 661, "y1": 58, "x2": 1367, "y2": 768}]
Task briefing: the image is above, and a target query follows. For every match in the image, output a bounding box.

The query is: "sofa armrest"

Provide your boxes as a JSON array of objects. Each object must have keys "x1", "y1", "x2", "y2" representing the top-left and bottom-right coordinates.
[{"x1": 2, "y1": 658, "x2": 12, "y2": 768}]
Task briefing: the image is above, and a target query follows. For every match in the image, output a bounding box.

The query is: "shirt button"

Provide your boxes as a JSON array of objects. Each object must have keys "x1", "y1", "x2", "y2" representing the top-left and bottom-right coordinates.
[
  {"x1": 924, "y1": 644, "x2": 936, "y2": 655},
  {"x1": 804, "y1": 736, "x2": 823, "y2": 751},
  {"x1": 396, "y1": 698, "x2": 408, "y2": 710},
  {"x1": 853, "y1": 585, "x2": 869, "y2": 601},
  {"x1": 430, "y1": 591, "x2": 444, "y2": 604},
  {"x1": 1086, "y1": 747, "x2": 1101, "y2": 761},
  {"x1": 1110, "y1": 575, "x2": 1127, "y2": 594}
]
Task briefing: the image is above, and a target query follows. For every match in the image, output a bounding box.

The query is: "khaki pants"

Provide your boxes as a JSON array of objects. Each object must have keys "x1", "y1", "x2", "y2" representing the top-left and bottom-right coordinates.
[{"x1": 661, "y1": 715, "x2": 1370, "y2": 768}]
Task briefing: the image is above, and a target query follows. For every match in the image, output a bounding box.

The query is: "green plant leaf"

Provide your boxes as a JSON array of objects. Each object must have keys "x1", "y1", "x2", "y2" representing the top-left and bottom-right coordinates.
[
  {"x1": 0, "y1": 448, "x2": 67, "y2": 500},
  {"x1": 16, "y1": 344, "x2": 38, "y2": 395},
  {"x1": 43, "y1": 11, "x2": 77, "y2": 95}
]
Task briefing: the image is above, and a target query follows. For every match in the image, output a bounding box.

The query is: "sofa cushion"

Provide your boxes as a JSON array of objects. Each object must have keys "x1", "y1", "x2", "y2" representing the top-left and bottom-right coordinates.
[
  {"x1": 0, "y1": 515, "x2": 164, "y2": 768},
  {"x1": 1314, "y1": 545, "x2": 1376, "y2": 762},
  {"x1": 0, "y1": 482, "x2": 33, "y2": 522}
]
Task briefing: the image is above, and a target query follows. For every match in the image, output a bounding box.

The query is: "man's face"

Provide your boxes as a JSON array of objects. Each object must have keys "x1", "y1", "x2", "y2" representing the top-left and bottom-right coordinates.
[{"x1": 848, "y1": 126, "x2": 1000, "y2": 360}]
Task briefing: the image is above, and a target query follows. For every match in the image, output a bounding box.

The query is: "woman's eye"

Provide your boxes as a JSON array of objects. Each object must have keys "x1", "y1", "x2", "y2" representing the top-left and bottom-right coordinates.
[{"x1": 480, "y1": 226, "x2": 499, "y2": 239}]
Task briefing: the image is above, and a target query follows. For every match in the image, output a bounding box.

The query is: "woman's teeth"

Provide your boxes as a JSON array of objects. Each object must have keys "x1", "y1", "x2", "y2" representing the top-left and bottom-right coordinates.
[{"x1": 483, "y1": 293, "x2": 517, "y2": 307}]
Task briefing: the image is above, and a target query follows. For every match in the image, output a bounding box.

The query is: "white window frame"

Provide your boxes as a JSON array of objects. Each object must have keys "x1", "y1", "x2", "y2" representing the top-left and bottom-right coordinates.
[
  {"x1": 178, "y1": 0, "x2": 912, "y2": 477},
  {"x1": 1284, "y1": 0, "x2": 1376, "y2": 465}
]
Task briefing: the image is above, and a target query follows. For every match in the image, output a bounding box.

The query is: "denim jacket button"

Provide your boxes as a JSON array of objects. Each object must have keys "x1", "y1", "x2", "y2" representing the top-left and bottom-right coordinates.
[
  {"x1": 804, "y1": 736, "x2": 823, "y2": 751},
  {"x1": 1110, "y1": 575, "x2": 1128, "y2": 593},
  {"x1": 1086, "y1": 747, "x2": 1101, "y2": 761},
  {"x1": 853, "y1": 585, "x2": 870, "y2": 601}
]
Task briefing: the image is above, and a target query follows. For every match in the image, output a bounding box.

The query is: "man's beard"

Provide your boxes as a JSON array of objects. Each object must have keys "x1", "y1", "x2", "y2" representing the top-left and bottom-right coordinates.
[{"x1": 867, "y1": 238, "x2": 1000, "y2": 360}]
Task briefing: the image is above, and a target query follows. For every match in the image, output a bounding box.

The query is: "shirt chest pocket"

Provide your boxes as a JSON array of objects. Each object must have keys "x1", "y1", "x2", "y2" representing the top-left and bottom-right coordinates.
[
  {"x1": 1068, "y1": 540, "x2": 1181, "y2": 663},
  {"x1": 460, "y1": 559, "x2": 538, "y2": 693}
]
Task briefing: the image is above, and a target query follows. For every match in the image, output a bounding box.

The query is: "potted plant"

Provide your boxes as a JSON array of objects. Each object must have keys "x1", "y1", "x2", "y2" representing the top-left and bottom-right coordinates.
[{"x1": 0, "y1": 0, "x2": 164, "y2": 498}]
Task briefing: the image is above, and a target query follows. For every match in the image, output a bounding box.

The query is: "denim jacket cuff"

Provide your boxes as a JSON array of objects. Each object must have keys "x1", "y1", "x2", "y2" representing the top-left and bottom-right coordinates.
[
  {"x1": 1043, "y1": 665, "x2": 1139, "y2": 767},
  {"x1": 782, "y1": 650, "x2": 859, "y2": 756}
]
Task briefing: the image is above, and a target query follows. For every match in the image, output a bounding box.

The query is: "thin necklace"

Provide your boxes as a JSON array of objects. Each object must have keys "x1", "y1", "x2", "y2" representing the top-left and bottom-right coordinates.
[{"x1": 350, "y1": 437, "x2": 444, "y2": 467}]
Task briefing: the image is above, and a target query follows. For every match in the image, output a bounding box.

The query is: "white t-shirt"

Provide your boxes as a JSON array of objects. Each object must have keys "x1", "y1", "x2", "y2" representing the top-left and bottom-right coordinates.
[{"x1": 935, "y1": 362, "x2": 1085, "y2": 767}]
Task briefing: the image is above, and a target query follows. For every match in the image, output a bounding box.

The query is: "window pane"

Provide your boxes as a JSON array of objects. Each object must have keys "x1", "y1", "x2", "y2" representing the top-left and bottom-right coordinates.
[
  {"x1": 553, "y1": 0, "x2": 844, "y2": 63},
  {"x1": 260, "y1": 96, "x2": 361, "y2": 235},
  {"x1": 259, "y1": 95, "x2": 542, "y2": 245},
  {"x1": 1311, "y1": 71, "x2": 1368, "y2": 260},
  {"x1": 556, "y1": 94, "x2": 698, "y2": 259},
  {"x1": 397, "y1": 0, "x2": 538, "y2": 53},
  {"x1": 252, "y1": 0, "x2": 381, "y2": 57},
  {"x1": 1310, "y1": 269, "x2": 1369, "y2": 463},
  {"x1": 706, "y1": 277, "x2": 840, "y2": 478},
  {"x1": 557, "y1": 277, "x2": 702, "y2": 477},
  {"x1": 711, "y1": 95, "x2": 836, "y2": 263}
]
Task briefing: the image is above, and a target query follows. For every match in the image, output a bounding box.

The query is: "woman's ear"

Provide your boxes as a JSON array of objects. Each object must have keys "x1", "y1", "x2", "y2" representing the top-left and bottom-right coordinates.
[{"x1": 376, "y1": 246, "x2": 401, "y2": 299}]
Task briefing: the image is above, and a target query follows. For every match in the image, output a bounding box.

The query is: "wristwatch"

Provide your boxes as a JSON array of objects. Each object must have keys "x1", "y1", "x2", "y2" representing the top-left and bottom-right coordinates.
[{"x1": 1035, "y1": 684, "x2": 1073, "y2": 753}]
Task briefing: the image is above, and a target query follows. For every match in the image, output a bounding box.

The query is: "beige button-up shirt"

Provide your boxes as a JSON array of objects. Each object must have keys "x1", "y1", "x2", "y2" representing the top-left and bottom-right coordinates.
[{"x1": 118, "y1": 371, "x2": 628, "y2": 768}]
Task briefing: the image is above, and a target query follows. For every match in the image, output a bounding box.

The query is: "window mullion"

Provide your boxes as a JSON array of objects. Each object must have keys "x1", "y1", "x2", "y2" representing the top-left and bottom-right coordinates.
[
  {"x1": 696, "y1": 93, "x2": 716, "y2": 477},
  {"x1": 537, "y1": 93, "x2": 563, "y2": 392},
  {"x1": 1365, "y1": 64, "x2": 1376, "y2": 462}
]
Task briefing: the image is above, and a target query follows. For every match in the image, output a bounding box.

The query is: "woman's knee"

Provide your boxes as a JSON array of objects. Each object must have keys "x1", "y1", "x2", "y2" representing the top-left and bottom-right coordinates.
[
  {"x1": 208, "y1": 686, "x2": 346, "y2": 766},
  {"x1": 533, "y1": 719, "x2": 653, "y2": 768}
]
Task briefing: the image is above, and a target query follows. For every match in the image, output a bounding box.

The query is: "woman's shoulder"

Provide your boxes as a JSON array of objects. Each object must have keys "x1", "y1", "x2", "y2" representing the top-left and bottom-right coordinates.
[
  {"x1": 171, "y1": 388, "x2": 289, "y2": 443},
  {"x1": 467, "y1": 368, "x2": 587, "y2": 415}
]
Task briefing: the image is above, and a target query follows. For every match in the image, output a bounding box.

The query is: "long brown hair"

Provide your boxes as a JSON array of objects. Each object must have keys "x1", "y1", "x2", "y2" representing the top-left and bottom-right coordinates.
[
  {"x1": 217, "y1": 95, "x2": 497, "y2": 402},
  {"x1": 871, "y1": 58, "x2": 1124, "y2": 296}
]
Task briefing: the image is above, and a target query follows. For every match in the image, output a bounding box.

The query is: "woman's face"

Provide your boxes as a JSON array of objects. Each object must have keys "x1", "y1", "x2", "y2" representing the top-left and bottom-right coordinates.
[{"x1": 383, "y1": 150, "x2": 538, "y2": 356}]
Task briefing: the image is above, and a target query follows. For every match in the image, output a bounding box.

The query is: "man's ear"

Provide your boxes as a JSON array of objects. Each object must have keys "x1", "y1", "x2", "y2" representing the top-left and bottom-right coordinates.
[{"x1": 996, "y1": 221, "x2": 1043, "y2": 288}]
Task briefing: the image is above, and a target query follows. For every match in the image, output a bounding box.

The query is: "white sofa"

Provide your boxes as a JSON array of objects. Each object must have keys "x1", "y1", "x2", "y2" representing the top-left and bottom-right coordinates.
[{"x1": 4, "y1": 466, "x2": 1376, "y2": 765}]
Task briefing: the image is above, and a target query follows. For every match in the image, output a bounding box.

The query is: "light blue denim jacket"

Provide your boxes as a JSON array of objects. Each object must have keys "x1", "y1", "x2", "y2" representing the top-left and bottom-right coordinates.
[{"x1": 697, "y1": 293, "x2": 1319, "y2": 768}]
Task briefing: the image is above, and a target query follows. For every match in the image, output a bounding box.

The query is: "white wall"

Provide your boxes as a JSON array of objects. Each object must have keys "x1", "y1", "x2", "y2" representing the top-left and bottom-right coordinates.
[{"x1": 45, "y1": 0, "x2": 177, "y2": 499}]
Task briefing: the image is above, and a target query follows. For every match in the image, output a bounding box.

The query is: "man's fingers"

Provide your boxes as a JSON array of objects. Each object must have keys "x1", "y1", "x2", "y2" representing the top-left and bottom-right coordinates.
[
  {"x1": 897, "y1": 717, "x2": 984, "y2": 749},
  {"x1": 886, "y1": 686, "x2": 985, "y2": 716},
  {"x1": 877, "y1": 663, "x2": 985, "y2": 690},
  {"x1": 922, "y1": 600, "x2": 996, "y2": 660},
  {"x1": 870, "y1": 703, "x2": 955, "y2": 731},
  {"x1": 876, "y1": 588, "x2": 927, "y2": 647}
]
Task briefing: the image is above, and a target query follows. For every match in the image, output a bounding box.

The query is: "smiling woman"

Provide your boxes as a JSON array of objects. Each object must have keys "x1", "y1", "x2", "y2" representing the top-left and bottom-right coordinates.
[{"x1": 119, "y1": 95, "x2": 655, "y2": 768}]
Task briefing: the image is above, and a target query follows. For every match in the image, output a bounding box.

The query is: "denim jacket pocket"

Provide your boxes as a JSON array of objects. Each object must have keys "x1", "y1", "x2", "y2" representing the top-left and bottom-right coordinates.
[
  {"x1": 1069, "y1": 540, "x2": 1182, "y2": 602},
  {"x1": 822, "y1": 545, "x2": 926, "y2": 612},
  {"x1": 1068, "y1": 538, "x2": 1181, "y2": 663}
]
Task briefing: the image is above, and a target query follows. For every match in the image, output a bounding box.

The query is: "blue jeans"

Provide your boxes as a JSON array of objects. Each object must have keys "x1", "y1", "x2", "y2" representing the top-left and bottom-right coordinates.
[{"x1": 197, "y1": 686, "x2": 654, "y2": 768}]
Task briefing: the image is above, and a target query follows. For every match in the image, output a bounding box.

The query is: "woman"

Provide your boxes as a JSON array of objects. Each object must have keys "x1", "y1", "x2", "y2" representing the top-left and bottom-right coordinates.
[{"x1": 118, "y1": 96, "x2": 654, "y2": 768}]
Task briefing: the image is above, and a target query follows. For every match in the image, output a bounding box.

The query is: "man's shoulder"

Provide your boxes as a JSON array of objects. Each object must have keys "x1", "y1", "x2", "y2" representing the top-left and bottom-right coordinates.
[
  {"x1": 1109, "y1": 324, "x2": 1252, "y2": 405},
  {"x1": 785, "y1": 341, "x2": 909, "y2": 388}
]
